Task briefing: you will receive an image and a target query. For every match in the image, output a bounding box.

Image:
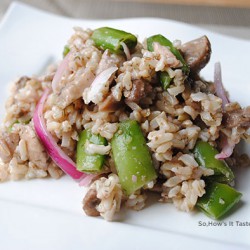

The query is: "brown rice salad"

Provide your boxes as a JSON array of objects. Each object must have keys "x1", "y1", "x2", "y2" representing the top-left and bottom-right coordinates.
[{"x1": 0, "y1": 27, "x2": 250, "y2": 221}]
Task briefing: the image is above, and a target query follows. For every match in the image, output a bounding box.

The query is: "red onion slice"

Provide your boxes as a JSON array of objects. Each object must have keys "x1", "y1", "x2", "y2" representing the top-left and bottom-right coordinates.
[
  {"x1": 52, "y1": 52, "x2": 71, "y2": 94},
  {"x1": 85, "y1": 66, "x2": 118, "y2": 104},
  {"x1": 33, "y1": 89, "x2": 85, "y2": 180},
  {"x1": 214, "y1": 62, "x2": 235, "y2": 159},
  {"x1": 215, "y1": 143, "x2": 235, "y2": 160},
  {"x1": 79, "y1": 174, "x2": 98, "y2": 187},
  {"x1": 215, "y1": 133, "x2": 235, "y2": 160},
  {"x1": 120, "y1": 42, "x2": 131, "y2": 60},
  {"x1": 214, "y1": 62, "x2": 230, "y2": 109}
]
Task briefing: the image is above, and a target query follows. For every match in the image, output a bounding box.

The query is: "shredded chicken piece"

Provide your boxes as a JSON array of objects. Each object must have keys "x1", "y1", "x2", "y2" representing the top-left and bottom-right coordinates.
[
  {"x1": 57, "y1": 68, "x2": 95, "y2": 108},
  {"x1": 0, "y1": 131, "x2": 19, "y2": 163},
  {"x1": 16, "y1": 123, "x2": 49, "y2": 169}
]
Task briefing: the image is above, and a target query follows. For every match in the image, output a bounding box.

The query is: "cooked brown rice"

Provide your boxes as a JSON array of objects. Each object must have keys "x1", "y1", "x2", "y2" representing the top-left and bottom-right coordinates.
[{"x1": 0, "y1": 27, "x2": 249, "y2": 221}]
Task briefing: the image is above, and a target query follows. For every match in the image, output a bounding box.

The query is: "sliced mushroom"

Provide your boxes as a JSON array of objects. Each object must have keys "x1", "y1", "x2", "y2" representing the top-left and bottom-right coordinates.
[
  {"x1": 223, "y1": 106, "x2": 250, "y2": 129},
  {"x1": 126, "y1": 79, "x2": 152, "y2": 104},
  {"x1": 82, "y1": 188, "x2": 100, "y2": 217},
  {"x1": 181, "y1": 36, "x2": 211, "y2": 73},
  {"x1": 98, "y1": 93, "x2": 123, "y2": 112}
]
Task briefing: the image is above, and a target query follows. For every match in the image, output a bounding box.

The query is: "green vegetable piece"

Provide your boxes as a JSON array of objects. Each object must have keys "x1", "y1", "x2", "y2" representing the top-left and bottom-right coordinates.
[
  {"x1": 147, "y1": 34, "x2": 189, "y2": 75},
  {"x1": 193, "y1": 141, "x2": 234, "y2": 183},
  {"x1": 159, "y1": 71, "x2": 172, "y2": 90},
  {"x1": 8, "y1": 119, "x2": 31, "y2": 132},
  {"x1": 63, "y1": 45, "x2": 70, "y2": 58},
  {"x1": 8, "y1": 120, "x2": 19, "y2": 132},
  {"x1": 196, "y1": 182, "x2": 242, "y2": 219},
  {"x1": 91, "y1": 27, "x2": 137, "y2": 55},
  {"x1": 147, "y1": 36, "x2": 172, "y2": 90},
  {"x1": 111, "y1": 120, "x2": 157, "y2": 195},
  {"x1": 76, "y1": 129, "x2": 107, "y2": 173}
]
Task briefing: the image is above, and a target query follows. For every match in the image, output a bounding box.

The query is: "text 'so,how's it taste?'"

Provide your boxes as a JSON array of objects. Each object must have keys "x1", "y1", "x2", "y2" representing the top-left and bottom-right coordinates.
[{"x1": 198, "y1": 220, "x2": 250, "y2": 227}]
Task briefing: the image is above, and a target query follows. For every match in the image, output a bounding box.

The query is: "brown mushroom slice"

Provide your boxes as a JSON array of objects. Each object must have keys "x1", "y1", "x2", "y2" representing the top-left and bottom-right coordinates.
[
  {"x1": 82, "y1": 188, "x2": 100, "y2": 217},
  {"x1": 126, "y1": 79, "x2": 152, "y2": 104},
  {"x1": 98, "y1": 93, "x2": 123, "y2": 112},
  {"x1": 181, "y1": 36, "x2": 211, "y2": 73},
  {"x1": 224, "y1": 106, "x2": 250, "y2": 129}
]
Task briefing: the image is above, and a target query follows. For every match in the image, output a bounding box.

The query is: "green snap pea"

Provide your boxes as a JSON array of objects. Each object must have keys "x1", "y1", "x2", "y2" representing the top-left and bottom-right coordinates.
[
  {"x1": 147, "y1": 34, "x2": 190, "y2": 75},
  {"x1": 76, "y1": 129, "x2": 107, "y2": 173},
  {"x1": 63, "y1": 45, "x2": 70, "y2": 58},
  {"x1": 91, "y1": 27, "x2": 137, "y2": 55},
  {"x1": 147, "y1": 35, "x2": 172, "y2": 90},
  {"x1": 8, "y1": 119, "x2": 31, "y2": 132},
  {"x1": 159, "y1": 71, "x2": 172, "y2": 90},
  {"x1": 111, "y1": 120, "x2": 157, "y2": 195},
  {"x1": 196, "y1": 182, "x2": 242, "y2": 219},
  {"x1": 8, "y1": 120, "x2": 19, "y2": 132},
  {"x1": 193, "y1": 141, "x2": 234, "y2": 183}
]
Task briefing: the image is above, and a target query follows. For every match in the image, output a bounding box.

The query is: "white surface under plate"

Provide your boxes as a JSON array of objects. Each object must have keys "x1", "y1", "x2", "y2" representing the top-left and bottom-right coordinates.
[{"x1": 0, "y1": 2, "x2": 250, "y2": 250}]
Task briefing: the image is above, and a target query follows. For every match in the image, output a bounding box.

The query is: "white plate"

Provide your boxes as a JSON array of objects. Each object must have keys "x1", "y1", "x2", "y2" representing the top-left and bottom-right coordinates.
[{"x1": 0, "y1": 2, "x2": 249, "y2": 250}]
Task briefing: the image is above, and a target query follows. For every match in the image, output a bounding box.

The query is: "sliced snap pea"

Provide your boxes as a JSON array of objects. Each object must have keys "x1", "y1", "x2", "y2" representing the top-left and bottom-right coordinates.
[
  {"x1": 204, "y1": 174, "x2": 230, "y2": 184},
  {"x1": 196, "y1": 182, "x2": 242, "y2": 219},
  {"x1": 111, "y1": 120, "x2": 157, "y2": 195},
  {"x1": 76, "y1": 129, "x2": 107, "y2": 173},
  {"x1": 91, "y1": 27, "x2": 137, "y2": 55},
  {"x1": 63, "y1": 45, "x2": 70, "y2": 58},
  {"x1": 8, "y1": 120, "x2": 19, "y2": 132},
  {"x1": 147, "y1": 34, "x2": 190, "y2": 75},
  {"x1": 193, "y1": 141, "x2": 234, "y2": 183},
  {"x1": 159, "y1": 71, "x2": 172, "y2": 90},
  {"x1": 8, "y1": 119, "x2": 31, "y2": 132},
  {"x1": 147, "y1": 35, "x2": 173, "y2": 90}
]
